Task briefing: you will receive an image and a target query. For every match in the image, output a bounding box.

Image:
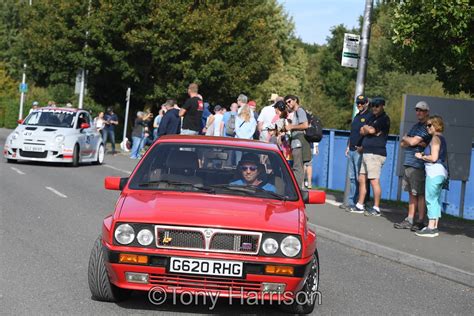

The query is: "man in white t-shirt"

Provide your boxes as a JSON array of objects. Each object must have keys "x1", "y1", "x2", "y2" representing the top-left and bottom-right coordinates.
[{"x1": 258, "y1": 94, "x2": 281, "y2": 142}]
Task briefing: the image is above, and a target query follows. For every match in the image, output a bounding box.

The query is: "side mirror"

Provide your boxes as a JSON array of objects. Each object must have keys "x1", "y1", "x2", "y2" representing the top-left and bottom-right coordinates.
[
  {"x1": 80, "y1": 122, "x2": 90, "y2": 129},
  {"x1": 17, "y1": 119, "x2": 24, "y2": 124},
  {"x1": 302, "y1": 190, "x2": 326, "y2": 204},
  {"x1": 104, "y1": 176, "x2": 128, "y2": 191}
]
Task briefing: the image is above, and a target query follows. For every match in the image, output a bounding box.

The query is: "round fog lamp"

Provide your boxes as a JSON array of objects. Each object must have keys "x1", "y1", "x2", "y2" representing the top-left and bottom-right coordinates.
[
  {"x1": 114, "y1": 224, "x2": 135, "y2": 245},
  {"x1": 280, "y1": 236, "x2": 301, "y2": 257},
  {"x1": 262, "y1": 238, "x2": 279, "y2": 255},
  {"x1": 137, "y1": 229, "x2": 154, "y2": 246}
]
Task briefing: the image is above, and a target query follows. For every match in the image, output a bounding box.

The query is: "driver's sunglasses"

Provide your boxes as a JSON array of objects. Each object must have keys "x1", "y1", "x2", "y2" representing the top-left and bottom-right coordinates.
[
  {"x1": 371, "y1": 104, "x2": 381, "y2": 108},
  {"x1": 240, "y1": 165, "x2": 258, "y2": 172},
  {"x1": 286, "y1": 99, "x2": 293, "y2": 105}
]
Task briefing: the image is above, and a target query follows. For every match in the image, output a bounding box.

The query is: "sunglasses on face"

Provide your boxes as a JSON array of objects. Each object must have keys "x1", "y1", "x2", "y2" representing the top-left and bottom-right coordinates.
[
  {"x1": 371, "y1": 104, "x2": 381, "y2": 108},
  {"x1": 240, "y1": 165, "x2": 258, "y2": 172},
  {"x1": 426, "y1": 124, "x2": 432, "y2": 128},
  {"x1": 415, "y1": 108, "x2": 427, "y2": 112},
  {"x1": 286, "y1": 100, "x2": 293, "y2": 105}
]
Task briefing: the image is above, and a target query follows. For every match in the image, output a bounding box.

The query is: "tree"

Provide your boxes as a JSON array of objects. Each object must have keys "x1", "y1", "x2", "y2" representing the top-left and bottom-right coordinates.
[
  {"x1": 19, "y1": 0, "x2": 294, "y2": 111},
  {"x1": 391, "y1": 0, "x2": 474, "y2": 95}
]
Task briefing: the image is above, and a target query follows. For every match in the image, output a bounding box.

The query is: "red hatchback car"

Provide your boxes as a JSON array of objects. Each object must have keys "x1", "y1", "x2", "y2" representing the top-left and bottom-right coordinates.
[{"x1": 88, "y1": 135, "x2": 325, "y2": 314}]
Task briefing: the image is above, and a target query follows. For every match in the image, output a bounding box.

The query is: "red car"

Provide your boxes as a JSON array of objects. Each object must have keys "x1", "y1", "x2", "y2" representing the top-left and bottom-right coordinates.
[{"x1": 88, "y1": 135, "x2": 325, "y2": 314}]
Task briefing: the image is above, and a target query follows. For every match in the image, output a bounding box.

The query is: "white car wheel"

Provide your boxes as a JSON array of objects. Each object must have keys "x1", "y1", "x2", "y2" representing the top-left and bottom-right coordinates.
[{"x1": 93, "y1": 144, "x2": 105, "y2": 165}]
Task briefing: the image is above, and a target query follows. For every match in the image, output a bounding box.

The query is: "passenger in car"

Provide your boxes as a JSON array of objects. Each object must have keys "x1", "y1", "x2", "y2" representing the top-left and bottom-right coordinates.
[{"x1": 230, "y1": 153, "x2": 276, "y2": 192}]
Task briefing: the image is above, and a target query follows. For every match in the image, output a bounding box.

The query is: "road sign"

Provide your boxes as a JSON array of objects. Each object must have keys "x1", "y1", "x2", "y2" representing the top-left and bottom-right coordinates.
[
  {"x1": 341, "y1": 33, "x2": 360, "y2": 68},
  {"x1": 19, "y1": 83, "x2": 28, "y2": 93}
]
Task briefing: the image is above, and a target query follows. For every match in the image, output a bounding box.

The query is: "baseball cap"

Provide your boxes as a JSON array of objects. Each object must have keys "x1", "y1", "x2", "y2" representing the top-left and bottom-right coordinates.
[
  {"x1": 371, "y1": 97, "x2": 386, "y2": 106},
  {"x1": 239, "y1": 153, "x2": 260, "y2": 165},
  {"x1": 273, "y1": 100, "x2": 286, "y2": 111},
  {"x1": 268, "y1": 93, "x2": 279, "y2": 102},
  {"x1": 415, "y1": 101, "x2": 430, "y2": 111},
  {"x1": 356, "y1": 95, "x2": 368, "y2": 104},
  {"x1": 32, "y1": 101, "x2": 39, "y2": 106}
]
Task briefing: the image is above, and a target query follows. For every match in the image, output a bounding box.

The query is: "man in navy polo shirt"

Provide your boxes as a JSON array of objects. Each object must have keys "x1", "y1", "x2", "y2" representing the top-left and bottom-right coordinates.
[
  {"x1": 394, "y1": 101, "x2": 431, "y2": 230},
  {"x1": 350, "y1": 97, "x2": 390, "y2": 216},
  {"x1": 341, "y1": 95, "x2": 373, "y2": 210}
]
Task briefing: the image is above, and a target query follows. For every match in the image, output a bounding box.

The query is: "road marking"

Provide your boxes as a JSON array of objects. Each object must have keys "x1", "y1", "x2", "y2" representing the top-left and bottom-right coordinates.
[
  {"x1": 103, "y1": 164, "x2": 131, "y2": 174},
  {"x1": 326, "y1": 199, "x2": 342, "y2": 207},
  {"x1": 45, "y1": 186, "x2": 68, "y2": 198},
  {"x1": 10, "y1": 167, "x2": 25, "y2": 175}
]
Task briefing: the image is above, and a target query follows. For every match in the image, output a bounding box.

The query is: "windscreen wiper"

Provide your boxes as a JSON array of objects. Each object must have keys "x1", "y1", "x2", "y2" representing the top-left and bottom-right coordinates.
[{"x1": 138, "y1": 180, "x2": 215, "y2": 193}]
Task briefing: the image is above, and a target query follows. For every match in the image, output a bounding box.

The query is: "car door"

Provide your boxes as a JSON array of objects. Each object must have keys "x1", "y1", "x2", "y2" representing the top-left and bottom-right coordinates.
[{"x1": 76, "y1": 111, "x2": 94, "y2": 159}]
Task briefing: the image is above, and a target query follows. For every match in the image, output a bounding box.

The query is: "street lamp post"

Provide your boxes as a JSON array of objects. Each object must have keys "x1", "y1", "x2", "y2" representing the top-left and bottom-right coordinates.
[
  {"x1": 18, "y1": 64, "x2": 27, "y2": 120},
  {"x1": 342, "y1": 0, "x2": 374, "y2": 206}
]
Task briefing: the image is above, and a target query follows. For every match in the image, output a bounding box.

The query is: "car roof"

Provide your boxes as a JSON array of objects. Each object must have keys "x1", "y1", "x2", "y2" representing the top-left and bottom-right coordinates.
[
  {"x1": 37, "y1": 107, "x2": 81, "y2": 113},
  {"x1": 157, "y1": 135, "x2": 280, "y2": 152}
]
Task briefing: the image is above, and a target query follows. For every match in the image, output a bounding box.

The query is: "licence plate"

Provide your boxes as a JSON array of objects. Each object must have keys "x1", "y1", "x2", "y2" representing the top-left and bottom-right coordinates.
[
  {"x1": 23, "y1": 145, "x2": 44, "y2": 152},
  {"x1": 169, "y1": 257, "x2": 243, "y2": 277}
]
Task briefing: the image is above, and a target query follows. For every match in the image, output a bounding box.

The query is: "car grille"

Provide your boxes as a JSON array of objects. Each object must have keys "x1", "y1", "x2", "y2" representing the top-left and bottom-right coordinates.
[
  {"x1": 149, "y1": 273, "x2": 262, "y2": 295},
  {"x1": 155, "y1": 225, "x2": 261, "y2": 255},
  {"x1": 19, "y1": 150, "x2": 48, "y2": 158}
]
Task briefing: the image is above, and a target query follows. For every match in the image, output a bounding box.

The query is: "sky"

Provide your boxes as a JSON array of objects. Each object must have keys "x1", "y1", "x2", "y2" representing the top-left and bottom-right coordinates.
[{"x1": 279, "y1": 0, "x2": 365, "y2": 45}]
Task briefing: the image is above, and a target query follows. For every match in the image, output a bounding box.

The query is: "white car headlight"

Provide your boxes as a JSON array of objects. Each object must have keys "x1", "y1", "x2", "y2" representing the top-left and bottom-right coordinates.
[
  {"x1": 55, "y1": 135, "x2": 65, "y2": 143},
  {"x1": 114, "y1": 224, "x2": 135, "y2": 245},
  {"x1": 262, "y1": 238, "x2": 279, "y2": 255},
  {"x1": 12, "y1": 132, "x2": 19, "y2": 140},
  {"x1": 137, "y1": 229, "x2": 154, "y2": 246},
  {"x1": 280, "y1": 236, "x2": 301, "y2": 257}
]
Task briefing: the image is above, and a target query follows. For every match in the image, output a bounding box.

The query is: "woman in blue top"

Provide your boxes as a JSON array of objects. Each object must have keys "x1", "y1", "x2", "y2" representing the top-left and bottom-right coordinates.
[{"x1": 415, "y1": 115, "x2": 448, "y2": 237}]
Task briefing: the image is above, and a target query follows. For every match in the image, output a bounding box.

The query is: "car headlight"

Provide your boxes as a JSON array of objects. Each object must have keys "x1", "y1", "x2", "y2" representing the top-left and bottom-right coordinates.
[
  {"x1": 55, "y1": 135, "x2": 65, "y2": 143},
  {"x1": 12, "y1": 132, "x2": 19, "y2": 140},
  {"x1": 280, "y1": 236, "x2": 301, "y2": 257},
  {"x1": 136, "y1": 229, "x2": 154, "y2": 246},
  {"x1": 262, "y1": 238, "x2": 279, "y2": 255},
  {"x1": 114, "y1": 224, "x2": 135, "y2": 245}
]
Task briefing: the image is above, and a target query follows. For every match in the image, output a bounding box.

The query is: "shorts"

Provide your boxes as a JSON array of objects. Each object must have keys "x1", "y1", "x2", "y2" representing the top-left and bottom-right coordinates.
[
  {"x1": 304, "y1": 160, "x2": 312, "y2": 167},
  {"x1": 402, "y1": 167, "x2": 425, "y2": 196},
  {"x1": 360, "y1": 153, "x2": 386, "y2": 179}
]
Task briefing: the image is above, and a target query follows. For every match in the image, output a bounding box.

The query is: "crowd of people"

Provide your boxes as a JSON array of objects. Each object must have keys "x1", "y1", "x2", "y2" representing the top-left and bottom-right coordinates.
[
  {"x1": 340, "y1": 97, "x2": 448, "y2": 238},
  {"x1": 117, "y1": 83, "x2": 319, "y2": 190}
]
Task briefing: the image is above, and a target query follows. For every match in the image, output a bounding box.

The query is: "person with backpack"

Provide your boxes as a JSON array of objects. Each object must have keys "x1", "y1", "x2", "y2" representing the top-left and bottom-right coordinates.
[
  {"x1": 223, "y1": 102, "x2": 238, "y2": 137},
  {"x1": 284, "y1": 95, "x2": 311, "y2": 189}
]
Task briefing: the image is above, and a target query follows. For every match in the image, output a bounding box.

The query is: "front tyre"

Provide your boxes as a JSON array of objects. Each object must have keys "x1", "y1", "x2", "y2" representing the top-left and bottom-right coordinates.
[
  {"x1": 6, "y1": 158, "x2": 17, "y2": 163},
  {"x1": 93, "y1": 144, "x2": 105, "y2": 165},
  {"x1": 71, "y1": 144, "x2": 80, "y2": 167},
  {"x1": 281, "y1": 252, "x2": 319, "y2": 314},
  {"x1": 88, "y1": 236, "x2": 131, "y2": 302}
]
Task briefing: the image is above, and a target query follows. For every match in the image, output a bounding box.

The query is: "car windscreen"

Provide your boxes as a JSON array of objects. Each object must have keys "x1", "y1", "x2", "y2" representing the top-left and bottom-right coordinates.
[
  {"x1": 128, "y1": 143, "x2": 299, "y2": 201},
  {"x1": 24, "y1": 110, "x2": 75, "y2": 128}
]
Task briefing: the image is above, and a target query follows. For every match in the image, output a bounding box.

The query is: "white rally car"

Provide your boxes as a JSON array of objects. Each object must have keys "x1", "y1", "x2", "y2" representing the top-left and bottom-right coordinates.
[{"x1": 3, "y1": 107, "x2": 105, "y2": 166}]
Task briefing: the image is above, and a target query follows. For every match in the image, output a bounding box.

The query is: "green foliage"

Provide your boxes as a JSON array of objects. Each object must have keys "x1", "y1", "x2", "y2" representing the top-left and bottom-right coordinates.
[
  {"x1": 19, "y1": 0, "x2": 293, "y2": 112},
  {"x1": 391, "y1": 0, "x2": 474, "y2": 95}
]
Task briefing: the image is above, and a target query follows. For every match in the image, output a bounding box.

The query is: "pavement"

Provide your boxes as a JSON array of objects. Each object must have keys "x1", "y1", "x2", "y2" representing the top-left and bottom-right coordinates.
[{"x1": 306, "y1": 192, "x2": 474, "y2": 288}]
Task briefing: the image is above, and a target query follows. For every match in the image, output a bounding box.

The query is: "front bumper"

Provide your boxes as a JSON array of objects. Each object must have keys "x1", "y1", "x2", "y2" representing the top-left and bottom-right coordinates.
[
  {"x1": 3, "y1": 145, "x2": 73, "y2": 162},
  {"x1": 103, "y1": 243, "x2": 313, "y2": 300}
]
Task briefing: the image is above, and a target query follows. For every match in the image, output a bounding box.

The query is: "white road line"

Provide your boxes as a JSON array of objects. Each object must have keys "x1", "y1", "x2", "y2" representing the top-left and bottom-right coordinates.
[
  {"x1": 326, "y1": 198, "x2": 342, "y2": 207},
  {"x1": 103, "y1": 164, "x2": 132, "y2": 174},
  {"x1": 45, "y1": 186, "x2": 68, "y2": 198},
  {"x1": 10, "y1": 167, "x2": 25, "y2": 175}
]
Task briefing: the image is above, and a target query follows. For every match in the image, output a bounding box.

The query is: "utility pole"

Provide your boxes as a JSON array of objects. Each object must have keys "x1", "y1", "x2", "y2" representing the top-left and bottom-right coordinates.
[
  {"x1": 18, "y1": 64, "x2": 27, "y2": 120},
  {"x1": 342, "y1": 0, "x2": 373, "y2": 206},
  {"x1": 78, "y1": 0, "x2": 92, "y2": 109},
  {"x1": 121, "y1": 88, "x2": 131, "y2": 152}
]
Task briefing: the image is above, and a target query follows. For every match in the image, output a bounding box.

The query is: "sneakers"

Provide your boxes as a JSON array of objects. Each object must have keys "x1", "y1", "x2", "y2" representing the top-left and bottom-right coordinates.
[
  {"x1": 348, "y1": 205, "x2": 365, "y2": 214},
  {"x1": 410, "y1": 222, "x2": 425, "y2": 232},
  {"x1": 364, "y1": 207, "x2": 381, "y2": 217},
  {"x1": 394, "y1": 219, "x2": 412, "y2": 229},
  {"x1": 415, "y1": 227, "x2": 439, "y2": 237},
  {"x1": 339, "y1": 204, "x2": 350, "y2": 210}
]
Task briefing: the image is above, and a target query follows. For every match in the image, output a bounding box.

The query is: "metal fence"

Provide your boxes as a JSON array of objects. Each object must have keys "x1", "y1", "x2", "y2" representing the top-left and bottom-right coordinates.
[{"x1": 312, "y1": 129, "x2": 474, "y2": 220}]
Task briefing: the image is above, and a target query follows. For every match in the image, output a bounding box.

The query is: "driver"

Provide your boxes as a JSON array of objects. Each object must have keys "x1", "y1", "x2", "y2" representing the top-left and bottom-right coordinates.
[{"x1": 230, "y1": 153, "x2": 276, "y2": 192}]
